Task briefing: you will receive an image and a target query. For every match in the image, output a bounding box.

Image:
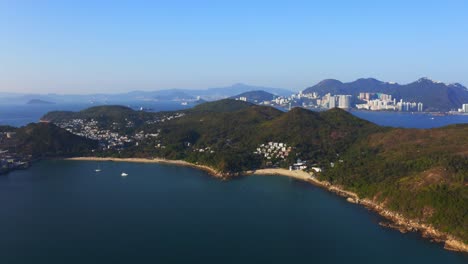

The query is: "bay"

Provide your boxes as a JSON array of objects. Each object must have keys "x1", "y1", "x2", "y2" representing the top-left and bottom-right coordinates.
[{"x1": 0, "y1": 160, "x2": 466, "y2": 263}]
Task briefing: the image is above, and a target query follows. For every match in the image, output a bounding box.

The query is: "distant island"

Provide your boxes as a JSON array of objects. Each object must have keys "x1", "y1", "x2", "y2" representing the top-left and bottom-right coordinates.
[
  {"x1": 1, "y1": 99, "x2": 467, "y2": 252},
  {"x1": 27, "y1": 99, "x2": 55, "y2": 105}
]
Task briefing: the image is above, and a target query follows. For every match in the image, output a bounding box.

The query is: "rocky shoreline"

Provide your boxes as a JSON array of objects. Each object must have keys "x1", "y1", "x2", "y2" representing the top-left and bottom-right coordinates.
[
  {"x1": 64, "y1": 158, "x2": 468, "y2": 253},
  {"x1": 247, "y1": 168, "x2": 468, "y2": 253}
]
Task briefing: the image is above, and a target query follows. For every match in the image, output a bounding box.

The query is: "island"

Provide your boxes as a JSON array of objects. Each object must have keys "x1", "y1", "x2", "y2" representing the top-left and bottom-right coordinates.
[
  {"x1": 27, "y1": 99, "x2": 56, "y2": 105},
  {"x1": 1, "y1": 99, "x2": 467, "y2": 252}
]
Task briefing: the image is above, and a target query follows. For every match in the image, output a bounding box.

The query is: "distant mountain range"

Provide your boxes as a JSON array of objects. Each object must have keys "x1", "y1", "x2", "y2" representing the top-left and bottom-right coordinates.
[
  {"x1": 304, "y1": 77, "x2": 468, "y2": 111},
  {"x1": 2, "y1": 78, "x2": 467, "y2": 111},
  {"x1": 0, "y1": 83, "x2": 292, "y2": 105}
]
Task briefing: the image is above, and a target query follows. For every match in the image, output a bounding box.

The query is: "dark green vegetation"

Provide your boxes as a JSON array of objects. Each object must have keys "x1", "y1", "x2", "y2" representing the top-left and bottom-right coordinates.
[
  {"x1": 304, "y1": 77, "x2": 468, "y2": 111},
  {"x1": 43, "y1": 105, "x2": 159, "y2": 131},
  {"x1": 39, "y1": 99, "x2": 468, "y2": 242},
  {"x1": 0, "y1": 123, "x2": 97, "y2": 158},
  {"x1": 322, "y1": 124, "x2": 468, "y2": 241}
]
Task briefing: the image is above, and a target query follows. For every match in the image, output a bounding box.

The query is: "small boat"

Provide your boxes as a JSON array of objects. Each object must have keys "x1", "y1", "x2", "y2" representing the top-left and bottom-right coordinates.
[
  {"x1": 121, "y1": 172, "x2": 128, "y2": 177},
  {"x1": 95, "y1": 169, "x2": 101, "y2": 172}
]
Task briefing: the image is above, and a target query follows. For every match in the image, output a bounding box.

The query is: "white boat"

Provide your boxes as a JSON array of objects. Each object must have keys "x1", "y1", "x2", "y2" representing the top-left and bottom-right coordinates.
[
  {"x1": 95, "y1": 169, "x2": 101, "y2": 172},
  {"x1": 121, "y1": 172, "x2": 128, "y2": 177}
]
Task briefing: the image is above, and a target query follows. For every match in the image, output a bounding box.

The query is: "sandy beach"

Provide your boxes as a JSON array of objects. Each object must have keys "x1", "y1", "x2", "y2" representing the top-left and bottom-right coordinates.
[
  {"x1": 248, "y1": 168, "x2": 311, "y2": 181},
  {"x1": 64, "y1": 157, "x2": 223, "y2": 177}
]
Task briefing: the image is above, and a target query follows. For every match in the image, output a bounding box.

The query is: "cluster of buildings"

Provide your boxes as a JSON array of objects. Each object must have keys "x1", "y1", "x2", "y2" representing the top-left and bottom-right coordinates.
[
  {"x1": 0, "y1": 151, "x2": 29, "y2": 174},
  {"x1": 55, "y1": 119, "x2": 132, "y2": 149},
  {"x1": 457, "y1": 104, "x2": 468, "y2": 113},
  {"x1": 53, "y1": 112, "x2": 186, "y2": 150},
  {"x1": 317, "y1": 94, "x2": 352, "y2": 109},
  {"x1": 258, "y1": 92, "x2": 352, "y2": 110},
  {"x1": 254, "y1": 142, "x2": 292, "y2": 161},
  {"x1": 0, "y1": 132, "x2": 30, "y2": 175},
  {"x1": 243, "y1": 91, "x2": 319, "y2": 110},
  {"x1": 144, "y1": 113, "x2": 185, "y2": 125},
  {"x1": 192, "y1": 145, "x2": 215, "y2": 154},
  {"x1": 355, "y1": 92, "x2": 424, "y2": 112},
  {"x1": 232, "y1": 88, "x2": 433, "y2": 112},
  {"x1": 288, "y1": 159, "x2": 322, "y2": 173}
]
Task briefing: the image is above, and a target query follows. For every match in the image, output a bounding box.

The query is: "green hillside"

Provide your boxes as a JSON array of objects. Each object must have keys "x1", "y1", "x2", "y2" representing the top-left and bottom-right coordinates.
[{"x1": 0, "y1": 123, "x2": 97, "y2": 158}]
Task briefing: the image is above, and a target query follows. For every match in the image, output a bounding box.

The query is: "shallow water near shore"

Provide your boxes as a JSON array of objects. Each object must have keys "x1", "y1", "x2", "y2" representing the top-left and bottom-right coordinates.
[{"x1": 0, "y1": 160, "x2": 466, "y2": 263}]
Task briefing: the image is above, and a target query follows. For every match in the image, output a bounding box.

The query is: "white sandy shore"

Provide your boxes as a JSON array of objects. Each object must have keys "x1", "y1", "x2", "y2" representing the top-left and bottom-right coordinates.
[
  {"x1": 64, "y1": 157, "x2": 222, "y2": 177},
  {"x1": 248, "y1": 168, "x2": 312, "y2": 181},
  {"x1": 63, "y1": 156, "x2": 467, "y2": 252}
]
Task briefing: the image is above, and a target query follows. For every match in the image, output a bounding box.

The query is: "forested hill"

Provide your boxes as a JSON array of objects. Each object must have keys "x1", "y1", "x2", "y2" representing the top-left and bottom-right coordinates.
[
  {"x1": 0, "y1": 123, "x2": 97, "y2": 158},
  {"x1": 37, "y1": 99, "x2": 468, "y2": 242}
]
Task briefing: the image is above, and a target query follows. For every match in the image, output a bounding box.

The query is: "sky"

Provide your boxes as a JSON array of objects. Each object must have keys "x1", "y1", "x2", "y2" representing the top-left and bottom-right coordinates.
[{"x1": 1, "y1": 0, "x2": 467, "y2": 94}]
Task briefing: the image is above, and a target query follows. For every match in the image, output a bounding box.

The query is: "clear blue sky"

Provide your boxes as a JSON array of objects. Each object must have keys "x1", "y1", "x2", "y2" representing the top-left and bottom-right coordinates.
[{"x1": 1, "y1": 0, "x2": 467, "y2": 93}]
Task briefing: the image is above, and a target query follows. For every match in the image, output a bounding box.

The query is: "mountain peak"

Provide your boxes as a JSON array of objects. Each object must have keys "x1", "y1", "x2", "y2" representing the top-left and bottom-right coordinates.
[
  {"x1": 316, "y1": 79, "x2": 343, "y2": 87},
  {"x1": 356, "y1": 77, "x2": 382, "y2": 82},
  {"x1": 352, "y1": 78, "x2": 384, "y2": 85},
  {"x1": 231, "y1": 83, "x2": 249, "y2": 87},
  {"x1": 417, "y1": 77, "x2": 445, "y2": 85}
]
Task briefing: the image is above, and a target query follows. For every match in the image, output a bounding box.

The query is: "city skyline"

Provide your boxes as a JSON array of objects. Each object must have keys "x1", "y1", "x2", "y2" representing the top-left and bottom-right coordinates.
[{"x1": 1, "y1": 1, "x2": 468, "y2": 94}]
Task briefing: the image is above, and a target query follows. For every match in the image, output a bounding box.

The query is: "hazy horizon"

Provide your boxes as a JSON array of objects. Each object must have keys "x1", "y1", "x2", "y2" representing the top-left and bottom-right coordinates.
[
  {"x1": 1, "y1": 77, "x2": 467, "y2": 96},
  {"x1": 1, "y1": 1, "x2": 467, "y2": 94}
]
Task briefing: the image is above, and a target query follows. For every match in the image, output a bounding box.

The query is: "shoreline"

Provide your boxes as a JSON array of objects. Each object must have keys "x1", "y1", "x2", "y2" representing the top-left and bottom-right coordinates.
[
  {"x1": 63, "y1": 157, "x2": 224, "y2": 178},
  {"x1": 64, "y1": 157, "x2": 467, "y2": 253},
  {"x1": 247, "y1": 168, "x2": 467, "y2": 253}
]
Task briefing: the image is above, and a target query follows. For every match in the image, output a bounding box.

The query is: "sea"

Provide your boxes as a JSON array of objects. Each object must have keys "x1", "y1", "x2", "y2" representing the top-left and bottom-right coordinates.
[
  {"x1": 0, "y1": 160, "x2": 466, "y2": 263},
  {"x1": 0, "y1": 102, "x2": 467, "y2": 263}
]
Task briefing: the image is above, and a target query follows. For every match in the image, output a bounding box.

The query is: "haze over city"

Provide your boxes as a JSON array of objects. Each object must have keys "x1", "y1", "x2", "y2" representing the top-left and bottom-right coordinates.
[{"x1": 1, "y1": 0, "x2": 468, "y2": 94}]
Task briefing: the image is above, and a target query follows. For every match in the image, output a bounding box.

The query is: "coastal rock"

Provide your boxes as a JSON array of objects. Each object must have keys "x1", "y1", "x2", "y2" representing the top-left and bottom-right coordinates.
[
  {"x1": 444, "y1": 239, "x2": 468, "y2": 252},
  {"x1": 346, "y1": 197, "x2": 358, "y2": 204}
]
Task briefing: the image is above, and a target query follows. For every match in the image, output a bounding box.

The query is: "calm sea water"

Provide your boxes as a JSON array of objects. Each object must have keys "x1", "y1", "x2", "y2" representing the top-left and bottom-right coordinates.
[
  {"x1": 0, "y1": 160, "x2": 466, "y2": 263},
  {"x1": 351, "y1": 110, "x2": 468, "y2": 129}
]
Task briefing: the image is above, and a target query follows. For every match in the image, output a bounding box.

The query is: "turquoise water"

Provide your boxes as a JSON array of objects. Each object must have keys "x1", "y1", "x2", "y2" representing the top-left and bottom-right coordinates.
[{"x1": 0, "y1": 160, "x2": 466, "y2": 263}]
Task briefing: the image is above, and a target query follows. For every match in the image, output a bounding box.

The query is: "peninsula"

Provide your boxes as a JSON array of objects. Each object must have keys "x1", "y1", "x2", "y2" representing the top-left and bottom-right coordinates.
[{"x1": 1, "y1": 99, "x2": 466, "y2": 252}]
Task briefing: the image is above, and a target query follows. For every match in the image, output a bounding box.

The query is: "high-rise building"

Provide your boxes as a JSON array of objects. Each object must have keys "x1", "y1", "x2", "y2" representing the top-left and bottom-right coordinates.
[
  {"x1": 417, "y1": 102, "x2": 423, "y2": 112},
  {"x1": 462, "y1": 104, "x2": 468, "y2": 113},
  {"x1": 338, "y1": 95, "x2": 351, "y2": 109},
  {"x1": 329, "y1": 96, "x2": 336, "y2": 108}
]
